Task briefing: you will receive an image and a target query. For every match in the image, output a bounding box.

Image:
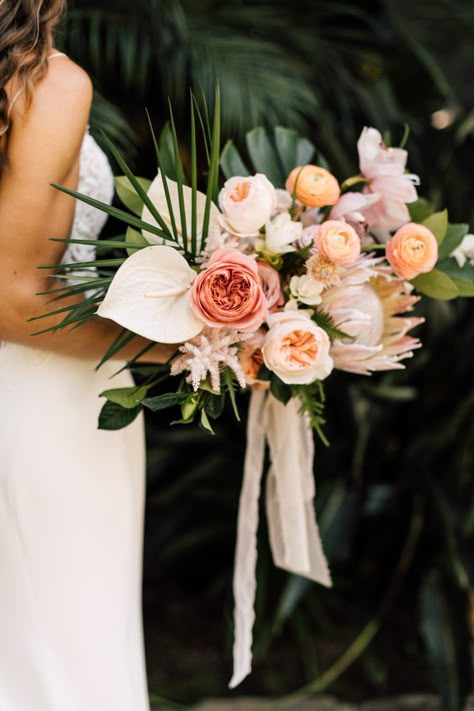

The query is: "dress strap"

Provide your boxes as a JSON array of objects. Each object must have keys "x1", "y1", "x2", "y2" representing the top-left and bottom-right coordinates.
[{"x1": 48, "y1": 52, "x2": 67, "y2": 60}]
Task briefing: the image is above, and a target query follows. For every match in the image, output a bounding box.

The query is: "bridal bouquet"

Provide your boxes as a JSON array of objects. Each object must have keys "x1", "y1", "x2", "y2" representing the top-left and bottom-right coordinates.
[{"x1": 43, "y1": 93, "x2": 474, "y2": 686}]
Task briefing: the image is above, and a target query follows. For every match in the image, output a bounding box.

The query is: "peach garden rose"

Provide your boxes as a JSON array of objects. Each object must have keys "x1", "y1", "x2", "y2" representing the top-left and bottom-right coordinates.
[
  {"x1": 386, "y1": 222, "x2": 438, "y2": 280},
  {"x1": 262, "y1": 311, "x2": 334, "y2": 384},
  {"x1": 219, "y1": 174, "x2": 277, "y2": 235},
  {"x1": 313, "y1": 220, "x2": 361, "y2": 265},
  {"x1": 285, "y1": 165, "x2": 340, "y2": 208},
  {"x1": 190, "y1": 248, "x2": 267, "y2": 331}
]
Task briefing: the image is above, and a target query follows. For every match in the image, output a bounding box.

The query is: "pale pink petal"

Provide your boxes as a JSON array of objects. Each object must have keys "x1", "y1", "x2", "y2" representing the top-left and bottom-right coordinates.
[
  {"x1": 329, "y1": 191, "x2": 380, "y2": 220},
  {"x1": 363, "y1": 196, "x2": 411, "y2": 242},
  {"x1": 357, "y1": 127, "x2": 408, "y2": 179},
  {"x1": 370, "y1": 175, "x2": 418, "y2": 204}
]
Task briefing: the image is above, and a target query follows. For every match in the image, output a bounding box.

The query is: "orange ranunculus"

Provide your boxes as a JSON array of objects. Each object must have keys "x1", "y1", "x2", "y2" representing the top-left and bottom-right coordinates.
[
  {"x1": 285, "y1": 165, "x2": 340, "y2": 208},
  {"x1": 386, "y1": 222, "x2": 438, "y2": 280}
]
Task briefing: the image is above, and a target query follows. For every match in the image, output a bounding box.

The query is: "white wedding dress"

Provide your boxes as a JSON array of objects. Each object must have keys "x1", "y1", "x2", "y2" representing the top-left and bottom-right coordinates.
[{"x1": 0, "y1": 132, "x2": 150, "y2": 711}]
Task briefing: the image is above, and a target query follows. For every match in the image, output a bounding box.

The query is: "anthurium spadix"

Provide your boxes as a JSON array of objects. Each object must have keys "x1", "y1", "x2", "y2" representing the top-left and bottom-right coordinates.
[
  {"x1": 141, "y1": 171, "x2": 221, "y2": 249},
  {"x1": 96, "y1": 245, "x2": 204, "y2": 343}
]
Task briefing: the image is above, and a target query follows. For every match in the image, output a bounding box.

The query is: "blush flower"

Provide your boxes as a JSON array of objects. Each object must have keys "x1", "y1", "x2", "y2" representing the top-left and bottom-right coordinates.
[
  {"x1": 190, "y1": 248, "x2": 267, "y2": 331},
  {"x1": 262, "y1": 311, "x2": 333, "y2": 384},
  {"x1": 285, "y1": 165, "x2": 340, "y2": 208},
  {"x1": 357, "y1": 127, "x2": 419, "y2": 241},
  {"x1": 265, "y1": 212, "x2": 301, "y2": 254},
  {"x1": 322, "y1": 271, "x2": 424, "y2": 375},
  {"x1": 289, "y1": 274, "x2": 324, "y2": 305},
  {"x1": 386, "y1": 222, "x2": 438, "y2": 280},
  {"x1": 256, "y1": 260, "x2": 284, "y2": 312},
  {"x1": 219, "y1": 174, "x2": 277, "y2": 236},
  {"x1": 313, "y1": 220, "x2": 361, "y2": 265},
  {"x1": 238, "y1": 330, "x2": 268, "y2": 388}
]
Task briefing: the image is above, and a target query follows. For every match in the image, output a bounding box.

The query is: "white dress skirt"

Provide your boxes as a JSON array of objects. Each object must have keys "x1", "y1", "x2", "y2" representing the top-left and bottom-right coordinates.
[{"x1": 0, "y1": 134, "x2": 150, "y2": 711}]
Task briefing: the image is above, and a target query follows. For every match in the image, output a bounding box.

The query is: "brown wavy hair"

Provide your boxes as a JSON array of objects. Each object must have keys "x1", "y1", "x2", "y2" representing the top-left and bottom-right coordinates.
[{"x1": 0, "y1": 0, "x2": 66, "y2": 169}]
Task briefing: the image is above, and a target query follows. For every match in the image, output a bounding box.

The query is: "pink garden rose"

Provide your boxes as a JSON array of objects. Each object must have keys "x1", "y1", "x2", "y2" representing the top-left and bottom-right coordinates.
[
  {"x1": 190, "y1": 249, "x2": 267, "y2": 331},
  {"x1": 313, "y1": 220, "x2": 361, "y2": 265},
  {"x1": 386, "y1": 222, "x2": 438, "y2": 280},
  {"x1": 218, "y1": 174, "x2": 277, "y2": 235},
  {"x1": 256, "y1": 260, "x2": 284, "y2": 312},
  {"x1": 262, "y1": 311, "x2": 334, "y2": 384}
]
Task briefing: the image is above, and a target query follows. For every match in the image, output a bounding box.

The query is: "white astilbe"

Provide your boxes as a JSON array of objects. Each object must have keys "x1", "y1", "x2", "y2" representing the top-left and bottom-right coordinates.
[{"x1": 170, "y1": 327, "x2": 250, "y2": 392}]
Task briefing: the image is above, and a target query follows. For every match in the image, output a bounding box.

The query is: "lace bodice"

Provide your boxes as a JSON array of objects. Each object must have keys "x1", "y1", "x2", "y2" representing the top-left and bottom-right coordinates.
[{"x1": 61, "y1": 132, "x2": 114, "y2": 266}]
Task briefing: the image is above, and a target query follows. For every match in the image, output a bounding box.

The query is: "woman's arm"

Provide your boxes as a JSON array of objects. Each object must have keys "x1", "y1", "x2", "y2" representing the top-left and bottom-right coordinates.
[{"x1": 0, "y1": 58, "x2": 174, "y2": 363}]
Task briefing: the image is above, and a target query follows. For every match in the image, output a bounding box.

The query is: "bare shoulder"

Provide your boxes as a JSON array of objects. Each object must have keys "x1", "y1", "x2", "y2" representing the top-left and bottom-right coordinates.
[
  {"x1": 7, "y1": 57, "x2": 93, "y2": 181},
  {"x1": 26, "y1": 56, "x2": 92, "y2": 120}
]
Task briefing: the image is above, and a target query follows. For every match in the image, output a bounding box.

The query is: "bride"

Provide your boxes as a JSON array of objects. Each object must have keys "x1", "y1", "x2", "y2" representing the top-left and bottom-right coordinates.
[{"x1": 0, "y1": 2, "x2": 174, "y2": 709}]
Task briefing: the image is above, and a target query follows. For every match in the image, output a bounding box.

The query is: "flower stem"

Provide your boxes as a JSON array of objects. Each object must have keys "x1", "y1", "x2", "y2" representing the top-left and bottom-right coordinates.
[{"x1": 340, "y1": 174, "x2": 368, "y2": 192}]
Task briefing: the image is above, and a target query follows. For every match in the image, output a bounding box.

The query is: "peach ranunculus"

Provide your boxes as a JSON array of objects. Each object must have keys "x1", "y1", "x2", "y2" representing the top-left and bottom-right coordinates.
[
  {"x1": 386, "y1": 223, "x2": 438, "y2": 280},
  {"x1": 238, "y1": 330, "x2": 269, "y2": 388},
  {"x1": 313, "y1": 220, "x2": 361, "y2": 265},
  {"x1": 285, "y1": 165, "x2": 340, "y2": 208},
  {"x1": 262, "y1": 311, "x2": 334, "y2": 384},
  {"x1": 256, "y1": 260, "x2": 284, "y2": 312},
  {"x1": 190, "y1": 248, "x2": 267, "y2": 331},
  {"x1": 218, "y1": 174, "x2": 277, "y2": 236}
]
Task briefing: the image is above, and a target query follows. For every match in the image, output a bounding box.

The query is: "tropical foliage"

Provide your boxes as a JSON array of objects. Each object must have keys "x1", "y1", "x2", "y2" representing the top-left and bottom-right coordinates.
[{"x1": 57, "y1": 1, "x2": 473, "y2": 709}]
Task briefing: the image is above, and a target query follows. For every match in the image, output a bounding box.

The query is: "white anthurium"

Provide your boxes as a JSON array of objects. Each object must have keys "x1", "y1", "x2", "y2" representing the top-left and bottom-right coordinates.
[
  {"x1": 96, "y1": 245, "x2": 204, "y2": 343},
  {"x1": 141, "y1": 171, "x2": 221, "y2": 249}
]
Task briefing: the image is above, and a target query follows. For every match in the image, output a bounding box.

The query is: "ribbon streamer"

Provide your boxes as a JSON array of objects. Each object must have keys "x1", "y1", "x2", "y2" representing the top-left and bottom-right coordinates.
[{"x1": 229, "y1": 390, "x2": 332, "y2": 689}]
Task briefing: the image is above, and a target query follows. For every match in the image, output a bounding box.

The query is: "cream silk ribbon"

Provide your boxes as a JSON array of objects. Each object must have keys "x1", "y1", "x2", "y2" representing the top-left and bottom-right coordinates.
[{"x1": 229, "y1": 389, "x2": 332, "y2": 689}]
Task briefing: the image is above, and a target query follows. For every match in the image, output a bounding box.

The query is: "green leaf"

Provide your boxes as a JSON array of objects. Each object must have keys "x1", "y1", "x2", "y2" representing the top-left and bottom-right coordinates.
[
  {"x1": 202, "y1": 86, "x2": 221, "y2": 253},
  {"x1": 100, "y1": 385, "x2": 149, "y2": 409},
  {"x1": 200, "y1": 407, "x2": 215, "y2": 435},
  {"x1": 125, "y1": 226, "x2": 149, "y2": 256},
  {"x1": 312, "y1": 308, "x2": 352, "y2": 341},
  {"x1": 436, "y1": 258, "x2": 474, "y2": 281},
  {"x1": 101, "y1": 131, "x2": 176, "y2": 243},
  {"x1": 180, "y1": 394, "x2": 200, "y2": 422},
  {"x1": 412, "y1": 269, "x2": 459, "y2": 300},
  {"x1": 220, "y1": 140, "x2": 251, "y2": 180},
  {"x1": 204, "y1": 391, "x2": 225, "y2": 420},
  {"x1": 158, "y1": 122, "x2": 180, "y2": 181},
  {"x1": 96, "y1": 329, "x2": 136, "y2": 370},
  {"x1": 51, "y1": 184, "x2": 178, "y2": 244},
  {"x1": 246, "y1": 127, "x2": 283, "y2": 187},
  {"x1": 436, "y1": 258, "x2": 474, "y2": 296},
  {"x1": 273, "y1": 127, "x2": 298, "y2": 177},
  {"x1": 115, "y1": 175, "x2": 152, "y2": 216},
  {"x1": 408, "y1": 198, "x2": 433, "y2": 223},
  {"x1": 168, "y1": 101, "x2": 189, "y2": 251},
  {"x1": 221, "y1": 366, "x2": 241, "y2": 422},
  {"x1": 270, "y1": 376, "x2": 292, "y2": 405},
  {"x1": 423, "y1": 209, "x2": 448, "y2": 245},
  {"x1": 449, "y1": 278, "x2": 474, "y2": 297},
  {"x1": 437, "y1": 224, "x2": 469, "y2": 261},
  {"x1": 296, "y1": 137, "x2": 316, "y2": 168},
  {"x1": 142, "y1": 393, "x2": 188, "y2": 412},
  {"x1": 98, "y1": 401, "x2": 142, "y2": 430}
]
